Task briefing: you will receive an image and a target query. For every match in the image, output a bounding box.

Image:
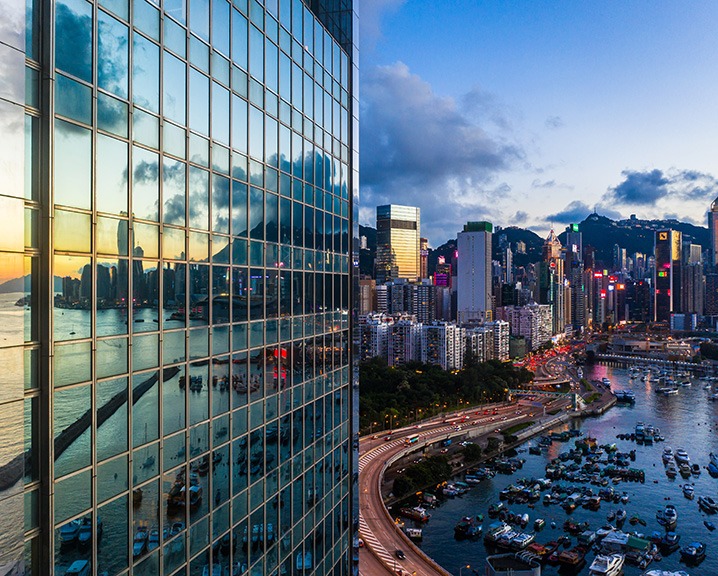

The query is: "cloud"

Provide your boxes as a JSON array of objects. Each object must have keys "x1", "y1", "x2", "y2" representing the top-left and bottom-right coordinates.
[
  {"x1": 604, "y1": 168, "x2": 718, "y2": 206},
  {"x1": 360, "y1": 62, "x2": 524, "y2": 244},
  {"x1": 545, "y1": 116, "x2": 564, "y2": 129},
  {"x1": 545, "y1": 201, "x2": 593, "y2": 225},
  {"x1": 511, "y1": 211, "x2": 529, "y2": 224},
  {"x1": 359, "y1": 0, "x2": 405, "y2": 51}
]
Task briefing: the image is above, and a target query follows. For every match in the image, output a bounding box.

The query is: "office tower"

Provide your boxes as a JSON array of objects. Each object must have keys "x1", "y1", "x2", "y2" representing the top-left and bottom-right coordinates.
[
  {"x1": 419, "y1": 237, "x2": 428, "y2": 280},
  {"x1": 710, "y1": 196, "x2": 718, "y2": 269},
  {"x1": 539, "y1": 230, "x2": 564, "y2": 335},
  {"x1": 654, "y1": 229, "x2": 682, "y2": 322},
  {"x1": 375, "y1": 204, "x2": 421, "y2": 283},
  {"x1": 0, "y1": 0, "x2": 357, "y2": 574},
  {"x1": 456, "y1": 222, "x2": 493, "y2": 324},
  {"x1": 565, "y1": 224, "x2": 586, "y2": 331},
  {"x1": 358, "y1": 278, "x2": 376, "y2": 315},
  {"x1": 503, "y1": 247, "x2": 513, "y2": 284}
]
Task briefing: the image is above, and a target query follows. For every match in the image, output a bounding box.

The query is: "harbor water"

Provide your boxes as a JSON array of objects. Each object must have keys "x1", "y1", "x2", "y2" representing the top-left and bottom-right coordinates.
[{"x1": 416, "y1": 364, "x2": 718, "y2": 575}]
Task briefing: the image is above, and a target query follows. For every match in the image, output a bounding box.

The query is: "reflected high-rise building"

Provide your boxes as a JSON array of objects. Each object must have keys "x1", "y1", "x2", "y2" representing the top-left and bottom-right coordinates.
[
  {"x1": 0, "y1": 1, "x2": 358, "y2": 575},
  {"x1": 654, "y1": 229, "x2": 682, "y2": 322}
]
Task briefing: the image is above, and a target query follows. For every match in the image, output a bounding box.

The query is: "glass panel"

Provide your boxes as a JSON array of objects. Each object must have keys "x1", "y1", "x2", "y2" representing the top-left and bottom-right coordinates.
[
  {"x1": 96, "y1": 336, "x2": 128, "y2": 378},
  {"x1": 189, "y1": 132, "x2": 209, "y2": 166},
  {"x1": 231, "y1": 94, "x2": 247, "y2": 153},
  {"x1": 97, "y1": 456, "x2": 128, "y2": 502},
  {"x1": 249, "y1": 187, "x2": 263, "y2": 240},
  {"x1": 162, "y1": 158, "x2": 186, "y2": 226},
  {"x1": 189, "y1": 68, "x2": 210, "y2": 135},
  {"x1": 96, "y1": 134, "x2": 129, "y2": 214},
  {"x1": 162, "y1": 226, "x2": 185, "y2": 260},
  {"x1": 164, "y1": 122, "x2": 186, "y2": 159},
  {"x1": 131, "y1": 480, "x2": 160, "y2": 562},
  {"x1": 54, "y1": 119, "x2": 91, "y2": 209},
  {"x1": 189, "y1": 0, "x2": 209, "y2": 40},
  {"x1": 164, "y1": 16, "x2": 186, "y2": 57},
  {"x1": 54, "y1": 209, "x2": 91, "y2": 253},
  {"x1": 132, "y1": 146, "x2": 159, "y2": 221},
  {"x1": 132, "y1": 369, "x2": 159, "y2": 447},
  {"x1": 53, "y1": 255, "x2": 92, "y2": 340},
  {"x1": 134, "y1": 0, "x2": 160, "y2": 41},
  {"x1": 100, "y1": 0, "x2": 129, "y2": 19},
  {"x1": 133, "y1": 33, "x2": 160, "y2": 112},
  {"x1": 163, "y1": 368, "x2": 185, "y2": 434},
  {"x1": 56, "y1": 0, "x2": 92, "y2": 82},
  {"x1": 212, "y1": 175, "x2": 230, "y2": 233},
  {"x1": 165, "y1": 0, "x2": 186, "y2": 23},
  {"x1": 97, "y1": 377, "x2": 128, "y2": 461},
  {"x1": 98, "y1": 10, "x2": 129, "y2": 98},
  {"x1": 231, "y1": 9, "x2": 248, "y2": 70},
  {"x1": 133, "y1": 108, "x2": 159, "y2": 149},
  {"x1": 210, "y1": 83, "x2": 230, "y2": 147},
  {"x1": 98, "y1": 92, "x2": 129, "y2": 137},
  {"x1": 132, "y1": 334, "x2": 158, "y2": 372},
  {"x1": 189, "y1": 166, "x2": 209, "y2": 229},
  {"x1": 163, "y1": 51, "x2": 186, "y2": 124},
  {"x1": 189, "y1": 231, "x2": 209, "y2": 262},
  {"x1": 98, "y1": 496, "x2": 129, "y2": 575},
  {"x1": 248, "y1": 105, "x2": 263, "y2": 160},
  {"x1": 54, "y1": 384, "x2": 91, "y2": 477},
  {"x1": 211, "y1": 0, "x2": 230, "y2": 55},
  {"x1": 54, "y1": 342, "x2": 91, "y2": 389},
  {"x1": 55, "y1": 73, "x2": 92, "y2": 124},
  {"x1": 133, "y1": 222, "x2": 159, "y2": 259}
]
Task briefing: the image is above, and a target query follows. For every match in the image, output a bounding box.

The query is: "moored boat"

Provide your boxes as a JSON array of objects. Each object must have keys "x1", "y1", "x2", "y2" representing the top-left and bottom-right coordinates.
[
  {"x1": 679, "y1": 541, "x2": 706, "y2": 564},
  {"x1": 698, "y1": 495, "x2": 718, "y2": 513},
  {"x1": 588, "y1": 552, "x2": 624, "y2": 576},
  {"x1": 682, "y1": 484, "x2": 694, "y2": 499}
]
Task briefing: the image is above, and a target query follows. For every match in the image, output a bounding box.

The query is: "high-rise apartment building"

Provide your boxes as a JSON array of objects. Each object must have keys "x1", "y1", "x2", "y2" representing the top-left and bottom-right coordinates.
[
  {"x1": 654, "y1": 229, "x2": 682, "y2": 322},
  {"x1": 0, "y1": 0, "x2": 357, "y2": 574},
  {"x1": 375, "y1": 204, "x2": 421, "y2": 283},
  {"x1": 419, "y1": 237, "x2": 428, "y2": 280},
  {"x1": 456, "y1": 221, "x2": 493, "y2": 324}
]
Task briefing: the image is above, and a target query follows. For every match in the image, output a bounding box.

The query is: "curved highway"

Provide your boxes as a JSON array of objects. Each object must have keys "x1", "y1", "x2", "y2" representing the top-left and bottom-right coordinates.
[{"x1": 358, "y1": 352, "x2": 582, "y2": 576}]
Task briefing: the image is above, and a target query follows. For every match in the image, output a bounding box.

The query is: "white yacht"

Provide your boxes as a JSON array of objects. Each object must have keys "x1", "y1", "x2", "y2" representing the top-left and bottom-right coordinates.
[{"x1": 588, "y1": 553, "x2": 624, "y2": 576}]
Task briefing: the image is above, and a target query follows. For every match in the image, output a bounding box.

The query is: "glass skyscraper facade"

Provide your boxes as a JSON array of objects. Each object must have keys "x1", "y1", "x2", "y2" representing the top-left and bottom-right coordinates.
[
  {"x1": 0, "y1": 0, "x2": 358, "y2": 573},
  {"x1": 375, "y1": 204, "x2": 421, "y2": 284}
]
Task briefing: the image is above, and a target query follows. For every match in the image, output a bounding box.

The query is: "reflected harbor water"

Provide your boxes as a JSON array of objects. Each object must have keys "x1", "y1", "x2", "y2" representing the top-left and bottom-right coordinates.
[{"x1": 417, "y1": 364, "x2": 718, "y2": 575}]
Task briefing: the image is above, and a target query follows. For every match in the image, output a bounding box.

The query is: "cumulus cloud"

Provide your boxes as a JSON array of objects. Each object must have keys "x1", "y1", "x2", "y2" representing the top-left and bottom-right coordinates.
[
  {"x1": 360, "y1": 62, "x2": 524, "y2": 244},
  {"x1": 604, "y1": 168, "x2": 718, "y2": 206},
  {"x1": 545, "y1": 201, "x2": 592, "y2": 225},
  {"x1": 511, "y1": 211, "x2": 529, "y2": 224}
]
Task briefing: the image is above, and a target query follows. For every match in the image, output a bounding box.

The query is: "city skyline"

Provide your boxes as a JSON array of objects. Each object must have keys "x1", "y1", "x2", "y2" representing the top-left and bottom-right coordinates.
[{"x1": 359, "y1": 0, "x2": 718, "y2": 247}]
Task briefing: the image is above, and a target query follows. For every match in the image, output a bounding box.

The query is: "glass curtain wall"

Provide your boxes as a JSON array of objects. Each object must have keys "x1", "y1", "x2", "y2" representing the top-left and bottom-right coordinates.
[{"x1": 3, "y1": 0, "x2": 358, "y2": 574}]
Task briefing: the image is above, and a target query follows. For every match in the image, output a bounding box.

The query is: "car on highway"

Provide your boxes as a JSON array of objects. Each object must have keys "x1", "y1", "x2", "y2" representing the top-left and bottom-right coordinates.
[
  {"x1": 395, "y1": 549, "x2": 406, "y2": 560},
  {"x1": 384, "y1": 435, "x2": 392, "y2": 441},
  {"x1": 439, "y1": 448, "x2": 449, "y2": 454}
]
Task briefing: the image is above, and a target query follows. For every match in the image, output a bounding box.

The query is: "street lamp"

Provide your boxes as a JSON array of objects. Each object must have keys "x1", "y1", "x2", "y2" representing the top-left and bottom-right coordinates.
[{"x1": 459, "y1": 564, "x2": 471, "y2": 576}]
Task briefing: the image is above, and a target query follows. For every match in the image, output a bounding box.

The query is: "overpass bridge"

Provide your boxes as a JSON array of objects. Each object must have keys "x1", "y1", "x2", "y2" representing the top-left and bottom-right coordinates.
[{"x1": 508, "y1": 388, "x2": 586, "y2": 411}]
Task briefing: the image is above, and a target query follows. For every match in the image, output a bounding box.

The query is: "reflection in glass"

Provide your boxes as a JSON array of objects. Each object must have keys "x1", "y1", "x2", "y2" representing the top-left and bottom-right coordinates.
[
  {"x1": 164, "y1": 122, "x2": 186, "y2": 159},
  {"x1": 133, "y1": 33, "x2": 160, "y2": 112},
  {"x1": 54, "y1": 120, "x2": 91, "y2": 209},
  {"x1": 96, "y1": 377, "x2": 128, "y2": 461},
  {"x1": 134, "y1": 0, "x2": 160, "y2": 40},
  {"x1": 53, "y1": 255, "x2": 92, "y2": 341},
  {"x1": 98, "y1": 10, "x2": 129, "y2": 98},
  {"x1": 189, "y1": 68, "x2": 209, "y2": 135},
  {"x1": 54, "y1": 384, "x2": 91, "y2": 477},
  {"x1": 133, "y1": 111, "x2": 159, "y2": 152},
  {"x1": 55, "y1": 74, "x2": 92, "y2": 124},
  {"x1": 98, "y1": 496, "x2": 129, "y2": 575},
  {"x1": 96, "y1": 134, "x2": 129, "y2": 214},
  {"x1": 54, "y1": 209, "x2": 91, "y2": 253},
  {"x1": 188, "y1": 166, "x2": 209, "y2": 229},
  {"x1": 132, "y1": 370, "x2": 159, "y2": 447},
  {"x1": 55, "y1": 0, "x2": 92, "y2": 82},
  {"x1": 189, "y1": 0, "x2": 209, "y2": 40},
  {"x1": 164, "y1": 16, "x2": 186, "y2": 57},
  {"x1": 189, "y1": 232, "x2": 209, "y2": 262},
  {"x1": 211, "y1": 82, "x2": 230, "y2": 144},
  {"x1": 249, "y1": 187, "x2": 264, "y2": 240},
  {"x1": 162, "y1": 369, "x2": 185, "y2": 435},
  {"x1": 97, "y1": 456, "x2": 128, "y2": 502},
  {"x1": 231, "y1": 94, "x2": 247, "y2": 153},
  {"x1": 163, "y1": 52, "x2": 186, "y2": 124},
  {"x1": 97, "y1": 92, "x2": 129, "y2": 137},
  {"x1": 96, "y1": 337, "x2": 128, "y2": 378},
  {"x1": 132, "y1": 146, "x2": 159, "y2": 221},
  {"x1": 133, "y1": 222, "x2": 159, "y2": 259},
  {"x1": 212, "y1": 175, "x2": 230, "y2": 233}
]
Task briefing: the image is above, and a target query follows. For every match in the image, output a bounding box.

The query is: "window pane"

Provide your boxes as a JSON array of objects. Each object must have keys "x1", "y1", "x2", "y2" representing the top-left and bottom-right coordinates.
[
  {"x1": 97, "y1": 92, "x2": 128, "y2": 137},
  {"x1": 56, "y1": 0, "x2": 92, "y2": 82},
  {"x1": 54, "y1": 120, "x2": 91, "y2": 209},
  {"x1": 163, "y1": 51, "x2": 186, "y2": 125},
  {"x1": 163, "y1": 158, "x2": 186, "y2": 226},
  {"x1": 55, "y1": 74, "x2": 91, "y2": 124},
  {"x1": 96, "y1": 134, "x2": 129, "y2": 214},
  {"x1": 98, "y1": 10, "x2": 129, "y2": 98},
  {"x1": 132, "y1": 146, "x2": 159, "y2": 221},
  {"x1": 211, "y1": 82, "x2": 230, "y2": 144},
  {"x1": 189, "y1": 68, "x2": 209, "y2": 135},
  {"x1": 133, "y1": 33, "x2": 160, "y2": 112}
]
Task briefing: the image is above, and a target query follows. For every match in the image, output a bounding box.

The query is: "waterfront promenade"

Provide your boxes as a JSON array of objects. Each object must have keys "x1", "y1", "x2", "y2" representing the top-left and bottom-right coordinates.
[{"x1": 358, "y1": 353, "x2": 617, "y2": 576}]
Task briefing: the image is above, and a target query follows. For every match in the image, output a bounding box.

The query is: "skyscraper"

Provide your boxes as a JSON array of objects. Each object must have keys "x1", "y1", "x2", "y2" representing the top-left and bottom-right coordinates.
[
  {"x1": 0, "y1": 0, "x2": 357, "y2": 574},
  {"x1": 375, "y1": 204, "x2": 421, "y2": 283},
  {"x1": 710, "y1": 196, "x2": 718, "y2": 269},
  {"x1": 457, "y1": 221, "x2": 493, "y2": 324},
  {"x1": 654, "y1": 229, "x2": 682, "y2": 322}
]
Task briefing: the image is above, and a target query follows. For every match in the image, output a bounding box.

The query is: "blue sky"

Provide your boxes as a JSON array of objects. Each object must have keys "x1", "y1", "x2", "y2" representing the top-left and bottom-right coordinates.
[{"x1": 358, "y1": 1, "x2": 718, "y2": 246}]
